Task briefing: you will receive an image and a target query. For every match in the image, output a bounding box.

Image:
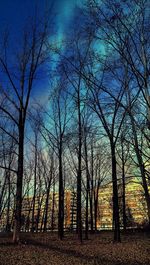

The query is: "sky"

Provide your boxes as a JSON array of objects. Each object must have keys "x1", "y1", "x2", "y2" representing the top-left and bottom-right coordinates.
[
  {"x1": 0, "y1": 0, "x2": 82, "y2": 103},
  {"x1": 0, "y1": 0, "x2": 80, "y2": 40}
]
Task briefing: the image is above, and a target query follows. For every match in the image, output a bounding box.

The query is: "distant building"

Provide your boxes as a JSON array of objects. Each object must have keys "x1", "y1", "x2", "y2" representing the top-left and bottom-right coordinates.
[
  {"x1": 0, "y1": 181, "x2": 149, "y2": 231},
  {"x1": 97, "y1": 180, "x2": 148, "y2": 229}
]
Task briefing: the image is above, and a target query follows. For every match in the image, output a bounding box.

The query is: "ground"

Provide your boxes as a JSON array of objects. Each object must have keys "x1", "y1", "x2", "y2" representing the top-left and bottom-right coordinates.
[{"x1": 0, "y1": 231, "x2": 150, "y2": 265}]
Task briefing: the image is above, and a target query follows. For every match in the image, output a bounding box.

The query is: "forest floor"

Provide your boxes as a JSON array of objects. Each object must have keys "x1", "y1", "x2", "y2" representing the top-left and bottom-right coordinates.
[{"x1": 0, "y1": 230, "x2": 150, "y2": 265}]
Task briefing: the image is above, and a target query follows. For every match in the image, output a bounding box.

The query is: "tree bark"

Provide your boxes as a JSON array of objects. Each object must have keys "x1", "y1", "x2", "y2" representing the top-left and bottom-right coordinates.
[
  {"x1": 121, "y1": 142, "x2": 126, "y2": 231},
  {"x1": 58, "y1": 141, "x2": 64, "y2": 240},
  {"x1": 84, "y1": 133, "x2": 90, "y2": 239},
  {"x1": 13, "y1": 119, "x2": 24, "y2": 243},
  {"x1": 31, "y1": 134, "x2": 37, "y2": 232},
  {"x1": 130, "y1": 114, "x2": 150, "y2": 225},
  {"x1": 90, "y1": 141, "x2": 94, "y2": 232},
  {"x1": 6, "y1": 170, "x2": 11, "y2": 232},
  {"x1": 111, "y1": 142, "x2": 121, "y2": 242},
  {"x1": 77, "y1": 87, "x2": 82, "y2": 242},
  {"x1": 51, "y1": 180, "x2": 55, "y2": 231}
]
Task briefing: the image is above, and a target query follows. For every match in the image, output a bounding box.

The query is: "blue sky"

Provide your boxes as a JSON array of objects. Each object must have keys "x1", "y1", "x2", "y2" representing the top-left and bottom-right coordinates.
[
  {"x1": 0, "y1": 0, "x2": 80, "y2": 37},
  {"x1": 0, "y1": 0, "x2": 82, "y2": 103}
]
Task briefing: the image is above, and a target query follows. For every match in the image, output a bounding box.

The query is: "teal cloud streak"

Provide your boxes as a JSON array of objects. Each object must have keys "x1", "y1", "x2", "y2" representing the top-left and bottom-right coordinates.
[{"x1": 54, "y1": 0, "x2": 82, "y2": 42}]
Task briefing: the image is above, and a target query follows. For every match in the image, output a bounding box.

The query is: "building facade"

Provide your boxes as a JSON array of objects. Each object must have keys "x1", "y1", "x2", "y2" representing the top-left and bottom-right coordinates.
[{"x1": 0, "y1": 181, "x2": 149, "y2": 231}]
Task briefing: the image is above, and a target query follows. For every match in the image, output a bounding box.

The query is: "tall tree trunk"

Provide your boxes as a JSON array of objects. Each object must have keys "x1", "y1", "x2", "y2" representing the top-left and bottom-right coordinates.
[
  {"x1": 6, "y1": 171, "x2": 11, "y2": 232},
  {"x1": 40, "y1": 207, "x2": 45, "y2": 232},
  {"x1": 58, "y1": 141, "x2": 64, "y2": 240},
  {"x1": 94, "y1": 180, "x2": 100, "y2": 231},
  {"x1": 51, "y1": 180, "x2": 55, "y2": 231},
  {"x1": 90, "y1": 140, "x2": 94, "y2": 232},
  {"x1": 84, "y1": 134, "x2": 90, "y2": 240},
  {"x1": 94, "y1": 194, "x2": 98, "y2": 231},
  {"x1": 0, "y1": 175, "x2": 7, "y2": 217},
  {"x1": 77, "y1": 88, "x2": 82, "y2": 243},
  {"x1": 36, "y1": 196, "x2": 43, "y2": 233},
  {"x1": 121, "y1": 142, "x2": 126, "y2": 231},
  {"x1": 130, "y1": 114, "x2": 150, "y2": 225},
  {"x1": 111, "y1": 142, "x2": 121, "y2": 243},
  {"x1": 13, "y1": 121, "x2": 24, "y2": 243},
  {"x1": 31, "y1": 135, "x2": 37, "y2": 232},
  {"x1": 43, "y1": 181, "x2": 51, "y2": 232}
]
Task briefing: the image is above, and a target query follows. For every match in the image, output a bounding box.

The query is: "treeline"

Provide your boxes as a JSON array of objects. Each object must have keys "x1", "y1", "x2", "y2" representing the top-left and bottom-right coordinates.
[{"x1": 0, "y1": 0, "x2": 149, "y2": 243}]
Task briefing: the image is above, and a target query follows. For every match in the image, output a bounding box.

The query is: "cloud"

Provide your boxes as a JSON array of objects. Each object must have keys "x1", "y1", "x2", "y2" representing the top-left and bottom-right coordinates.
[{"x1": 55, "y1": 0, "x2": 81, "y2": 38}]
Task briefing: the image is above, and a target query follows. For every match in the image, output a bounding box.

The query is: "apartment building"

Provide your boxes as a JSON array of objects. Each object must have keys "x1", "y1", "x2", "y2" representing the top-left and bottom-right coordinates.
[{"x1": 0, "y1": 180, "x2": 149, "y2": 231}]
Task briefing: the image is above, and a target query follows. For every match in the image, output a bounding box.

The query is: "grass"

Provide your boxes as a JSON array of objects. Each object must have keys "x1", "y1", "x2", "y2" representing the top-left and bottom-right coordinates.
[{"x1": 0, "y1": 230, "x2": 150, "y2": 265}]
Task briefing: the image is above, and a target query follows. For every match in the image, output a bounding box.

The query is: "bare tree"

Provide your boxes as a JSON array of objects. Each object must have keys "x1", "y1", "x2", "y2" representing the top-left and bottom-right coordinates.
[
  {"x1": 0, "y1": 14, "x2": 49, "y2": 242},
  {"x1": 41, "y1": 76, "x2": 72, "y2": 239}
]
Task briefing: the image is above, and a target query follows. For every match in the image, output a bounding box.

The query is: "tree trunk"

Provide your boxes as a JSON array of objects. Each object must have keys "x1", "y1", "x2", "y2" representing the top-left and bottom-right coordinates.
[
  {"x1": 84, "y1": 134, "x2": 90, "y2": 240},
  {"x1": 31, "y1": 135, "x2": 37, "y2": 232},
  {"x1": 13, "y1": 122, "x2": 24, "y2": 243},
  {"x1": 36, "y1": 196, "x2": 43, "y2": 232},
  {"x1": 121, "y1": 142, "x2": 126, "y2": 231},
  {"x1": 58, "y1": 142, "x2": 64, "y2": 240},
  {"x1": 77, "y1": 88, "x2": 82, "y2": 243},
  {"x1": 94, "y1": 180, "x2": 100, "y2": 232},
  {"x1": 43, "y1": 182, "x2": 51, "y2": 232},
  {"x1": 6, "y1": 171, "x2": 11, "y2": 232},
  {"x1": 90, "y1": 193, "x2": 93, "y2": 232},
  {"x1": 51, "y1": 181, "x2": 55, "y2": 231},
  {"x1": 111, "y1": 142, "x2": 121, "y2": 243},
  {"x1": 130, "y1": 114, "x2": 150, "y2": 225},
  {"x1": 90, "y1": 140, "x2": 94, "y2": 232}
]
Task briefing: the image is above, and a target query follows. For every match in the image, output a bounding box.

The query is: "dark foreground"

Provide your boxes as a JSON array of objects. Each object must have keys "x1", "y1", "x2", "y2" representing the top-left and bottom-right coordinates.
[{"x1": 0, "y1": 231, "x2": 150, "y2": 265}]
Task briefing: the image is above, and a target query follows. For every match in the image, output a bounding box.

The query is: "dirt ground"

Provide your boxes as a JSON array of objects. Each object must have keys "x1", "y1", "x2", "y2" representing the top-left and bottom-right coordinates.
[{"x1": 0, "y1": 231, "x2": 150, "y2": 265}]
